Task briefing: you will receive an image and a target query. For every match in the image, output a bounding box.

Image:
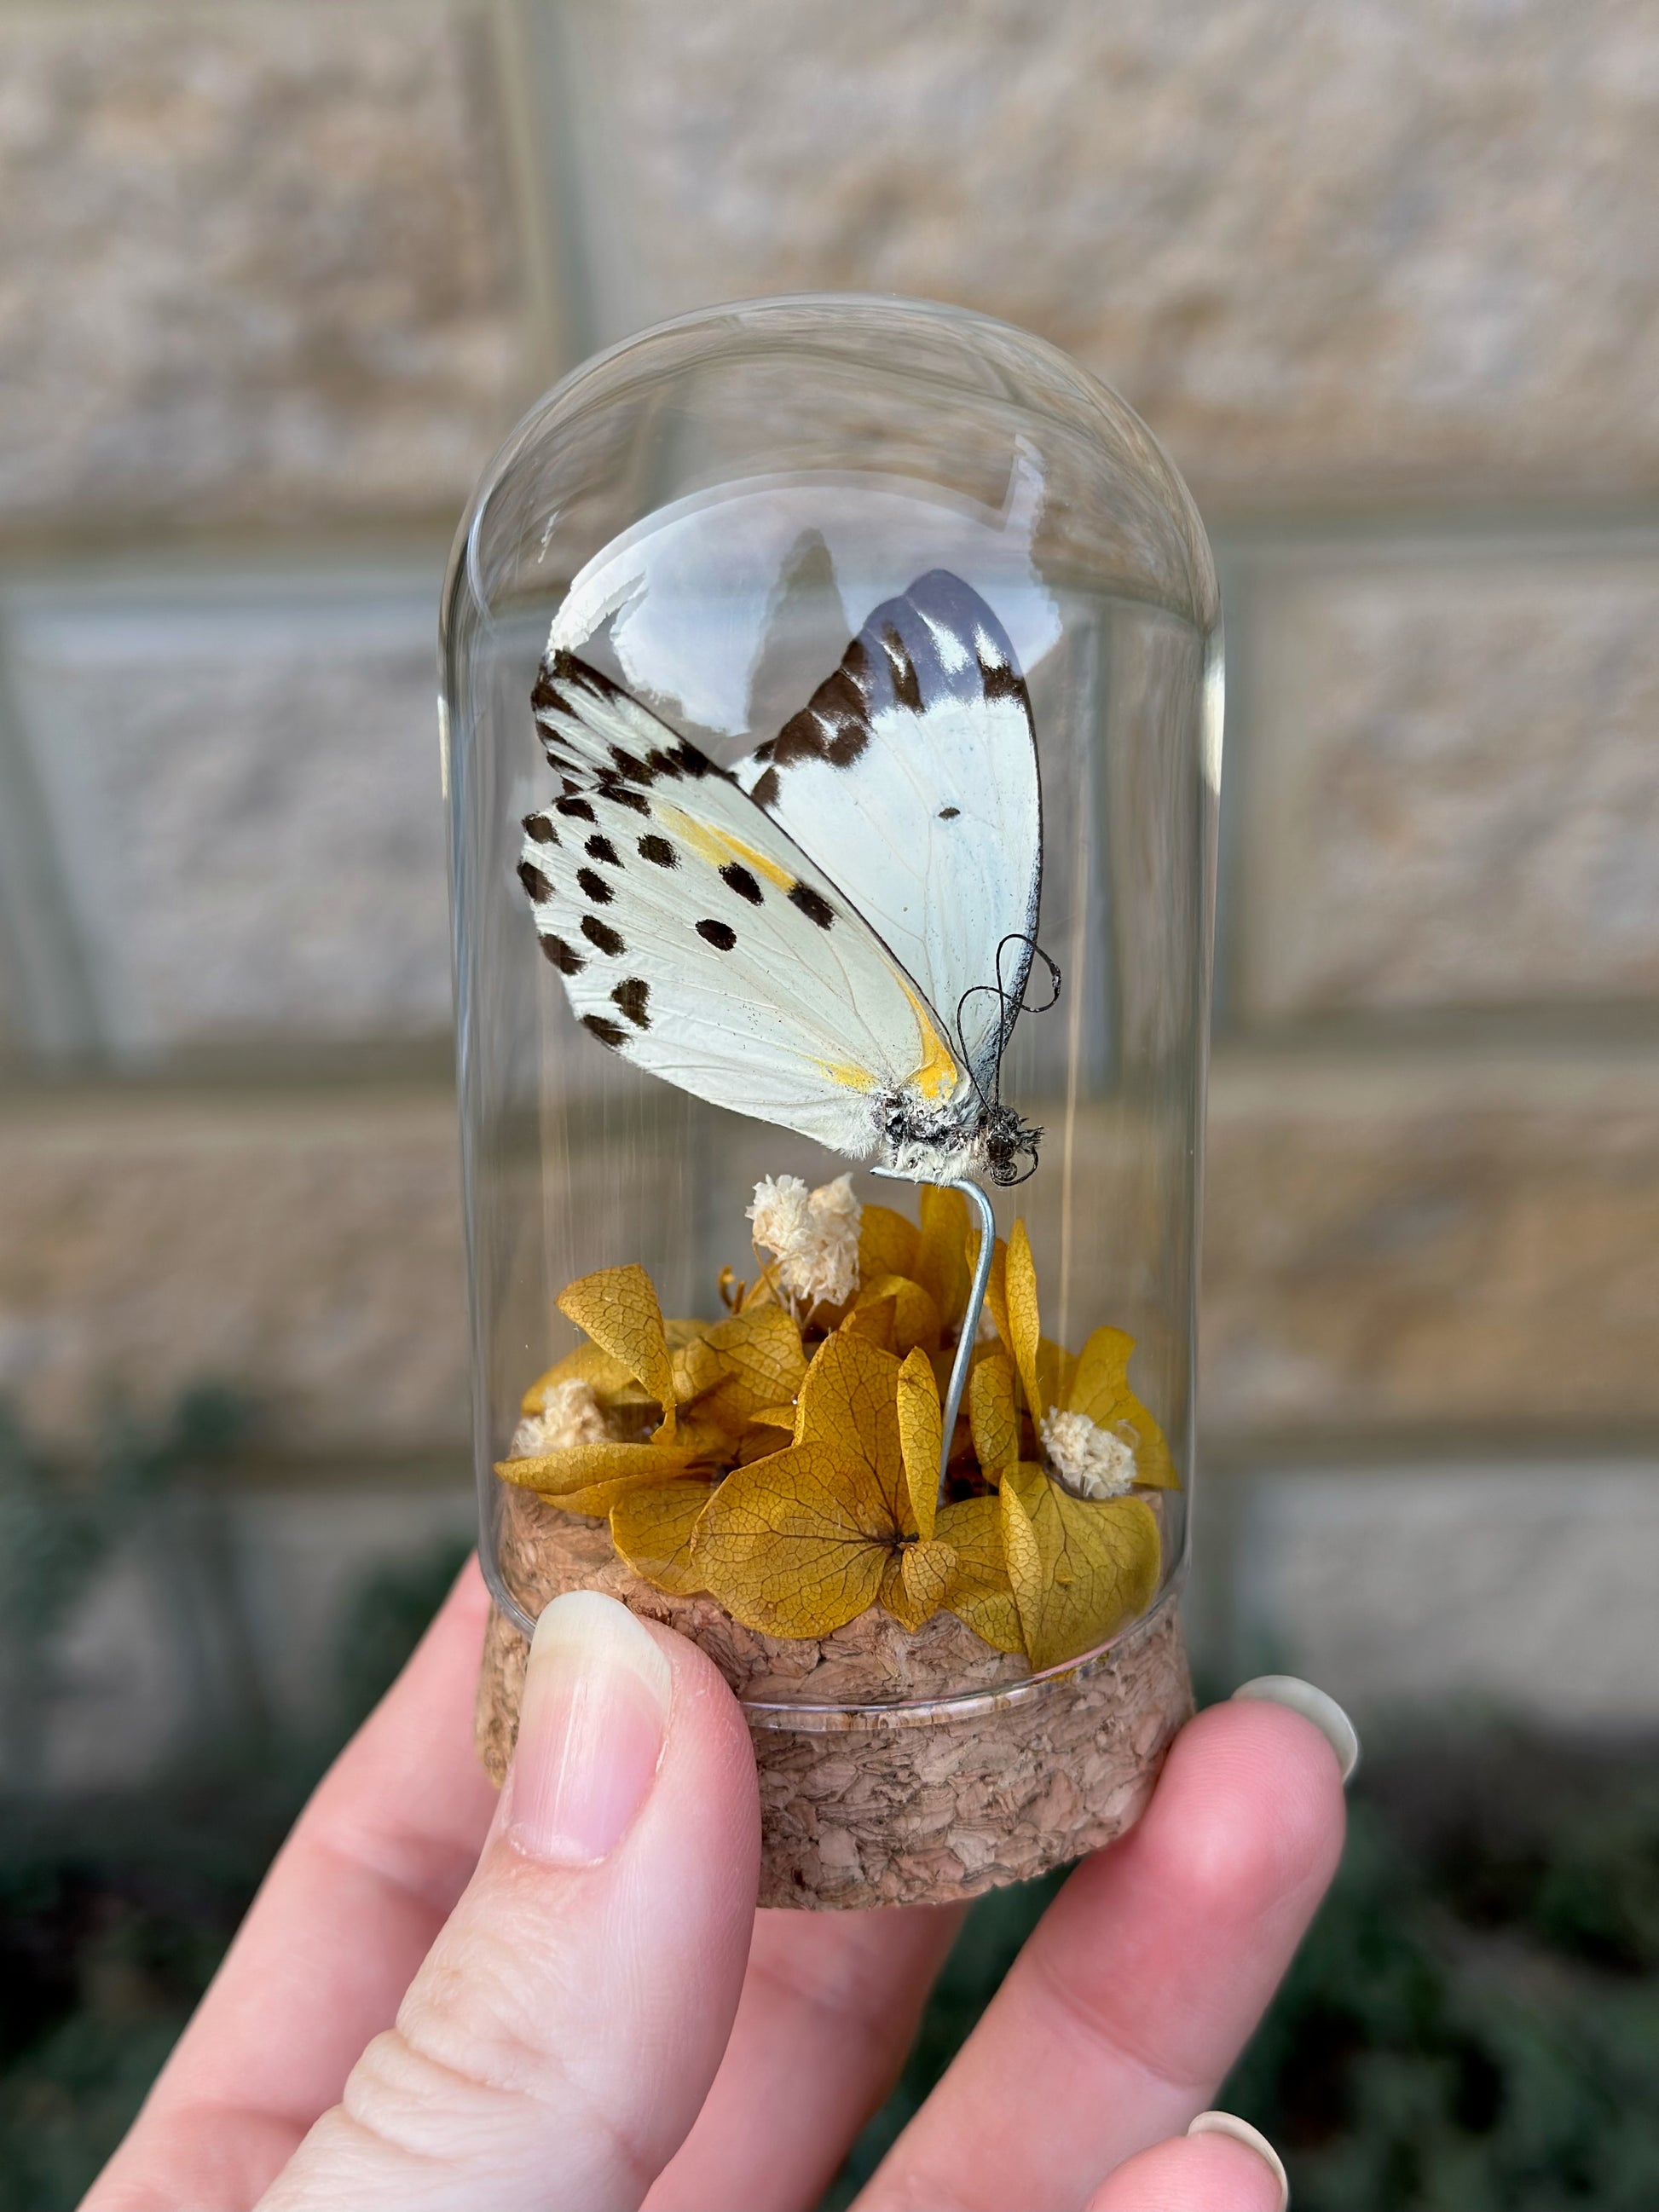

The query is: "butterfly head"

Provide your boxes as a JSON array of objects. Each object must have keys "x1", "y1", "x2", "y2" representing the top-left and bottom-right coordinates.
[{"x1": 977, "y1": 1100, "x2": 1043, "y2": 1187}]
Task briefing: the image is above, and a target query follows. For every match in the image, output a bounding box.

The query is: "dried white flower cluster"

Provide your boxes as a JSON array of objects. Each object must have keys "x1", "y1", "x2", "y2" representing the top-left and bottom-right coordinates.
[
  {"x1": 748, "y1": 1172, "x2": 863, "y2": 1313},
  {"x1": 509, "y1": 1377, "x2": 610, "y2": 1459},
  {"x1": 1041, "y1": 1408, "x2": 1137, "y2": 1499}
]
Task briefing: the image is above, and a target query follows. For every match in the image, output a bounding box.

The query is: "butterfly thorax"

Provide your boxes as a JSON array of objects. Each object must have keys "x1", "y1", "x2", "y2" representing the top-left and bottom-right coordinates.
[{"x1": 878, "y1": 1088, "x2": 1041, "y2": 1189}]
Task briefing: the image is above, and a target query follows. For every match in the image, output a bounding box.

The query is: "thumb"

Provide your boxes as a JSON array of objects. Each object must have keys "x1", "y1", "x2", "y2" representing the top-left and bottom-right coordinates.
[{"x1": 258, "y1": 1591, "x2": 760, "y2": 2212}]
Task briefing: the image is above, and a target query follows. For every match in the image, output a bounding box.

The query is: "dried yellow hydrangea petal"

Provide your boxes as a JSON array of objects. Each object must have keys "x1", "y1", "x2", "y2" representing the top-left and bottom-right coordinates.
[
  {"x1": 854, "y1": 1273, "x2": 942, "y2": 1356},
  {"x1": 557, "y1": 1264, "x2": 676, "y2": 1443},
  {"x1": 968, "y1": 1351, "x2": 1020, "y2": 1477},
  {"x1": 859, "y1": 1203, "x2": 920, "y2": 1284},
  {"x1": 844, "y1": 1293, "x2": 895, "y2": 1352},
  {"x1": 1037, "y1": 1337, "x2": 1078, "y2": 1418},
  {"x1": 878, "y1": 1538, "x2": 957, "y2": 1632},
  {"x1": 1000, "y1": 1461, "x2": 1160, "y2": 1671},
  {"x1": 916, "y1": 1185, "x2": 973, "y2": 1330},
  {"x1": 984, "y1": 1236, "x2": 1011, "y2": 1358},
  {"x1": 690, "y1": 1441, "x2": 893, "y2": 1637},
  {"x1": 935, "y1": 1494, "x2": 1023, "y2": 1655},
  {"x1": 610, "y1": 1478, "x2": 714, "y2": 1595},
  {"x1": 895, "y1": 1347, "x2": 942, "y2": 1542},
  {"x1": 692, "y1": 1306, "x2": 807, "y2": 1424},
  {"x1": 520, "y1": 1341, "x2": 646, "y2": 1415},
  {"x1": 795, "y1": 1331, "x2": 909, "y2": 1530},
  {"x1": 1068, "y1": 1327, "x2": 1179, "y2": 1489},
  {"x1": 1005, "y1": 1220, "x2": 1043, "y2": 1419},
  {"x1": 494, "y1": 1440, "x2": 706, "y2": 1516}
]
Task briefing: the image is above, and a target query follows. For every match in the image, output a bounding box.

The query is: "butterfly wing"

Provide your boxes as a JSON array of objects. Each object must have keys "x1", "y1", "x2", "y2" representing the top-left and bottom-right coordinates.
[
  {"x1": 736, "y1": 570, "x2": 1041, "y2": 1094},
  {"x1": 519, "y1": 651, "x2": 969, "y2": 1158}
]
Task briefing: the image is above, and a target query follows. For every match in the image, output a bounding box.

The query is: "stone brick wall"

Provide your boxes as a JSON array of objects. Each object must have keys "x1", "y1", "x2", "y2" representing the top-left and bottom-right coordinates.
[{"x1": 3, "y1": 0, "x2": 1655, "y2": 1750}]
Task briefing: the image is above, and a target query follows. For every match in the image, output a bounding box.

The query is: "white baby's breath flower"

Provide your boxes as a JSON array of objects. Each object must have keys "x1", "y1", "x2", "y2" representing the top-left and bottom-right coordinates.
[
  {"x1": 509, "y1": 1377, "x2": 610, "y2": 1458},
  {"x1": 748, "y1": 1171, "x2": 863, "y2": 1312},
  {"x1": 1041, "y1": 1408, "x2": 1137, "y2": 1499}
]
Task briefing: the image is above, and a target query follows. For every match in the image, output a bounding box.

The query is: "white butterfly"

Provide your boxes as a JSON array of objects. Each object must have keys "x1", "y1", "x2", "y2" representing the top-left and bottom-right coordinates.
[{"x1": 517, "y1": 569, "x2": 1050, "y2": 1189}]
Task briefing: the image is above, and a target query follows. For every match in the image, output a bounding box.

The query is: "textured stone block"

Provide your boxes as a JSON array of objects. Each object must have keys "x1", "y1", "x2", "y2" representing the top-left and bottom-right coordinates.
[
  {"x1": 0, "y1": 3, "x2": 523, "y2": 534},
  {"x1": 558, "y1": 0, "x2": 1659, "y2": 503},
  {"x1": 1232, "y1": 1464, "x2": 1659, "y2": 1729},
  {"x1": 0, "y1": 1087, "x2": 470, "y2": 1457},
  {"x1": 1232, "y1": 542, "x2": 1659, "y2": 1019},
  {"x1": 1201, "y1": 1048, "x2": 1659, "y2": 1441},
  {"x1": 5, "y1": 571, "x2": 452, "y2": 1057}
]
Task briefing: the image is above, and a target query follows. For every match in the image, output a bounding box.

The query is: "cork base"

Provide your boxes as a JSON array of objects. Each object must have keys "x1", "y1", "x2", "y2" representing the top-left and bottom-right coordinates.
[{"x1": 477, "y1": 1486, "x2": 1194, "y2": 1909}]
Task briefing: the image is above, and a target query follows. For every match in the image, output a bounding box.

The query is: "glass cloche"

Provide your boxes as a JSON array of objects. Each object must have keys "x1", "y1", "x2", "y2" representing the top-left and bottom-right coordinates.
[{"x1": 442, "y1": 294, "x2": 1222, "y2": 1908}]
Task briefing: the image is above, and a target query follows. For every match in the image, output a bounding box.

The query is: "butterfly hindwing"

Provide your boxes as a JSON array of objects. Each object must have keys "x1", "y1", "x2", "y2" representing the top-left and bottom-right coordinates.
[
  {"x1": 522, "y1": 653, "x2": 968, "y2": 1156},
  {"x1": 736, "y1": 569, "x2": 1041, "y2": 1093}
]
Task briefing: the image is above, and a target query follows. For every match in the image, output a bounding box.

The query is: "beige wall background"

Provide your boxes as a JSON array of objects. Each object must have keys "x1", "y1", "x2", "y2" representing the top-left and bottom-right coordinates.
[{"x1": 3, "y1": 0, "x2": 1656, "y2": 1773}]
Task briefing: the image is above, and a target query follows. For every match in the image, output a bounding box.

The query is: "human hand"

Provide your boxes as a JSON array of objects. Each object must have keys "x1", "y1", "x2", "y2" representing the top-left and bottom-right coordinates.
[{"x1": 86, "y1": 1562, "x2": 1348, "y2": 2212}]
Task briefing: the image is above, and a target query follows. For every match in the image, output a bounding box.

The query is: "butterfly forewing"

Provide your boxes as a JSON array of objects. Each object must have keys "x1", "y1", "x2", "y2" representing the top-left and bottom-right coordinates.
[
  {"x1": 735, "y1": 569, "x2": 1041, "y2": 1093},
  {"x1": 521, "y1": 652, "x2": 968, "y2": 1157}
]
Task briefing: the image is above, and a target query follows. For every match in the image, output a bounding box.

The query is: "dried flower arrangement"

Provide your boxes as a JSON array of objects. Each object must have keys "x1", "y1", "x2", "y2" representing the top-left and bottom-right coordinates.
[{"x1": 494, "y1": 1174, "x2": 1177, "y2": 1674}]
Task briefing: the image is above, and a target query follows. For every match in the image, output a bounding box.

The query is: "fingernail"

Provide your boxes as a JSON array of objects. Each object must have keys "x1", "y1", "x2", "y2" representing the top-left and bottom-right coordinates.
[
  {"x1": 509, "y1": 1591, "x2": 673, "y2": 1865},
  {"x1": 1231, "y1": 1674, "x2": 1361, "y2": 1783},
  {"x1": 1188, "y1": 2111, "x2": 1289, "y2": 2209}
]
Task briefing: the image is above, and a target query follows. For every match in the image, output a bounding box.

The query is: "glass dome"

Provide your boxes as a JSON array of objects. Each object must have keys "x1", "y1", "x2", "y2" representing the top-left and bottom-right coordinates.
[{"x1": 443, "y1": 294, "x2": 1222, "y2": 1907}]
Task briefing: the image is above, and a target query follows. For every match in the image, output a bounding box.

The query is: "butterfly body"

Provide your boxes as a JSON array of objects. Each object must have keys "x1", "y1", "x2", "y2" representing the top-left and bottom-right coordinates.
[{"x1": 518, "y1": 570, "x2": 1047, "y2": 1189}]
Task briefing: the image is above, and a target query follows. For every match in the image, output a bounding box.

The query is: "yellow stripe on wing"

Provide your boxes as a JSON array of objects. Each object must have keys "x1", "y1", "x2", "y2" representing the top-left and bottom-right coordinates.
[{"x1": 656, "y1": 805, "x2": 795, "y2": 890}]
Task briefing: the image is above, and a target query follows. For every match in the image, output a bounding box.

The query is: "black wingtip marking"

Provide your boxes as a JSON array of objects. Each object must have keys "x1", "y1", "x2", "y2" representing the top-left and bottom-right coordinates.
[
  {"x1": 720, "y1": 862, "x2": 764, "y2": 906},
  {"x1": 523, "y1": 813, "x2": 558, "y2": 845},
  {"x1": 787, "y1": 882, "x2": 835, "y2": 929},
  {"x1": 602, "y1": 783, "x2": 652, "y2": 816},
  {"x1": 638, "y1": 833, "x2": 677, "y2": 868},
  {"x1": 581, "y1": 915, "x2": 625, "y2": 956},
  {"x1": 750, "y1": 766, "x2": 780, "y2": 811},
  {"x1": 880, "y1": 621, "x2": 923, "y2": 711},
  {"x1": 581, "y1": 1014, "x2": 629, "y2": 1049},
  {"x1": 539, "y1": 933, "x2": 584, "y2": 974},
  {"x1": 696, "y1": 917, "x2": 737, "y2": 950},
  {"x1": 517, "y1": 858, "x2": 554, "y2": 902},
  {"x1": 611, "y1": 978, "x2": 650, "y2": 1030},
  {"x1": 553, "y1": 794, "x2": 596, "y2": 823}
]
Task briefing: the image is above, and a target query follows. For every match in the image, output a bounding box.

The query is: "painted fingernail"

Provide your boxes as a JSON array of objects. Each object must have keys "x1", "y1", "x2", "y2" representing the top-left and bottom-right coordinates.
[
  {"x1": 1188, "y1": 2111, "x2": 1289, "y2": 2209},
  {"x1": 509, "y1": 1591, "x2": 673, "y2": 1864},
  {"x1": 1231, "y1": 1674, "x2": 1361, "y2": 1783}
]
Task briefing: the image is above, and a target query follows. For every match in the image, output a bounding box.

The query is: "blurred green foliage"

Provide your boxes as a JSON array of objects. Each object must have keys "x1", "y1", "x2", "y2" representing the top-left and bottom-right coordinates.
[{"x1": 3, "y1": 1398, "x2": 1656, "y2": 2210}]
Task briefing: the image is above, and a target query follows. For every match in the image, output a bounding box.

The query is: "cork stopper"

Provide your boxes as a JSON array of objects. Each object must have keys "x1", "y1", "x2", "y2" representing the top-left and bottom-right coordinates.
[{"x1": 476, "y1": 1485, "x2": 1193, "y2": 1909}]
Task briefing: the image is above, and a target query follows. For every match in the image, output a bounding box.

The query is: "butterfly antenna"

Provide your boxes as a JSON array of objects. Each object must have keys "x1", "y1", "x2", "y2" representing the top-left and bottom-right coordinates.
[{"x1": 951, "y1": 988, "x2": 993, "y2": 1112}]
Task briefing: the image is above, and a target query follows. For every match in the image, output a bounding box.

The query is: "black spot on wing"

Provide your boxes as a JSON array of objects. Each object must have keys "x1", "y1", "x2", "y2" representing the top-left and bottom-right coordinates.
[
  {"x1": 788, "y1": 882, "x2": 834, "y2": 929},
  {"x1": 938, "y1": 805, "x2": 960, "y2": 820},
  {"x1": 539, "y1": 933, "x2": 583, "y2": 974},
  {"x1": 720, "y1": 863, "x2": 763, "y2": 905},
  {"x1": 611, "y1": 978, "x2": 650, "y2": 1029},
  {"x1": 750, "y1": 766, "x2": 780, "y2": 811},
  {"x1": 697, "y1": 918, "x2": 737, "y2": 950},
  {"x1": 581, "y1": 915, "x2": 624, "y2": 956},
  {"x1": 517, "y1": 859, "x2": 554, "y2": 902},
  {"x1": 584, "y1": 833, "x2": 621, "y2": 865},
  {"x1": 575, "y1": 866, "x2": 612, "y2": 905},
  {"x1": 523, "y1": 814, "x2": 558, "y2": 845},
  {"x1": 554, "y1": 795, "x2": 596, "y2": 823},
  {"x1": 581, "y1": 1014, "x2": 629, "y2": 1049},
  {"x1": 639, "y1": 834, "x2": 677, "y2": 867}
]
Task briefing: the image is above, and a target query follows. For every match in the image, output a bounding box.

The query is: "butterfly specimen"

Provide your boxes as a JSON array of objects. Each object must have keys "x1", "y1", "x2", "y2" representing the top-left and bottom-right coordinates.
[{"x1": 516, "y1": 569, "x2": 1052, "y2": 1191}]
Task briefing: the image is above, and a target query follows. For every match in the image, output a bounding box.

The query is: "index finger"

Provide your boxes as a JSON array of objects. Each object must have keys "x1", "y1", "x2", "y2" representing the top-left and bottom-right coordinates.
[{"x1": 87, "y1": 1558, "x2": 499, "y2": 2211}]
